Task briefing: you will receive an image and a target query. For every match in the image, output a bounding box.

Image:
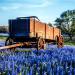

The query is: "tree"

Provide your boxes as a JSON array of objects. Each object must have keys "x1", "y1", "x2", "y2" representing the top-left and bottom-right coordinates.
[
  {"x1": 0, "y1": 26, "x2": 8, "y2": 33},
  {"x1": 55, "y1": 9, "x2": 75, "y2": 40},
  {"x1": 48, "y1": 23, "x2": 53, "y2": 27},
  {"x1": 55, "y1": 18, "x2": 64, "y2": 29}
]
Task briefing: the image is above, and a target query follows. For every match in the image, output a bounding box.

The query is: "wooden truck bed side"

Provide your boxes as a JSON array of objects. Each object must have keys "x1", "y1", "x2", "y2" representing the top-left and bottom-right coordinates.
[
  {"x1": 30, "y1": 18, "x2": 61, "y2": 40},
  {"x1": 53, "y1": 28, "x2": 61, "y2": 40},
  {"x1": 30, "y1": 19, "x2": 45, "y2": 38}
]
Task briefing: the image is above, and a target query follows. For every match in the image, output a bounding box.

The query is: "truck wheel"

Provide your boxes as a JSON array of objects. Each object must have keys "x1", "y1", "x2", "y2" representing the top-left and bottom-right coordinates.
[
  {"x1": 56, "y1": 36, "x2": 64, "y2": 48},
  {"x1": 5, "y1": 37, "x2": 15, "y2": 50},
  {"x1": 59, "y1": 36, "x2": 64, "y2": 47},
  {"x1": 37, "y1": 38, "x2": 45, "y2": 50},
  {"x1": 5, "y1": 37, "x2": 14, "y2": 46}
]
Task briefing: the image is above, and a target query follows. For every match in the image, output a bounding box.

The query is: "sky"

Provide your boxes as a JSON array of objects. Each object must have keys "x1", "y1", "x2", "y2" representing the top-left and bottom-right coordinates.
[{"x1": 0, "y1": 0, "x2": 75, "y2": 26}]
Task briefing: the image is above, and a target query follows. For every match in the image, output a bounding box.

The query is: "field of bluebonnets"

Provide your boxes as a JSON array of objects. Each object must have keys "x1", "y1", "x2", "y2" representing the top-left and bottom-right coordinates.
[{"x1": 0, "y1": 41, "x2": 75, "y2": 75}]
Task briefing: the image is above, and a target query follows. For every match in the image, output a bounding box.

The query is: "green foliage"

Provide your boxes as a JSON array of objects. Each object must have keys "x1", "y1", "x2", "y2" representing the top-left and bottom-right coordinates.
[
  {"x1": 0, "y1": 36, "x2": 7, "y2": 40},
  {"x1": 0, "y1": 26, "x2": 8, "y2": 33},
  {"x1": 64, "y1": 41, "x2": 75, "y2": 45},
  {"x1": 55, "y1": 9, "x2": 75, "y2": 40},
  {"x1": 48, "y1": 23, "x2": 53, "y2": 27}
]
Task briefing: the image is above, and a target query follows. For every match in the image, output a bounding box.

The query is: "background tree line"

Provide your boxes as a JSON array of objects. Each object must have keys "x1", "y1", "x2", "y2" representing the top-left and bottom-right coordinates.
[
  {"x1": 55, "y1": 9, "x2": 75, "y2": 40},
  {"x1": 0, "y1": 26, "x2": 8, "y2": 33}
]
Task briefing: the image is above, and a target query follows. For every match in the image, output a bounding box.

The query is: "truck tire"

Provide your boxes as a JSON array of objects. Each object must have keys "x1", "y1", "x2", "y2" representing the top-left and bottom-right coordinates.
[{"x1": 37, "y1": 38, "x2": 45, "y2": 50}]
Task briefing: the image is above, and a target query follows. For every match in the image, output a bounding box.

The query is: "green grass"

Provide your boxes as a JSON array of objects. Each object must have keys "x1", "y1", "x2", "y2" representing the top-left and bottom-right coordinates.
[
  {"x1": 64, "y1": 37, "x2": 75, "y2": 46},
  {"x1": 0, "y1": 36, "x2": 7, "y2": 40},
  {"x1": 64, "y1": 41, "x2": 75, "y2": 45}
]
